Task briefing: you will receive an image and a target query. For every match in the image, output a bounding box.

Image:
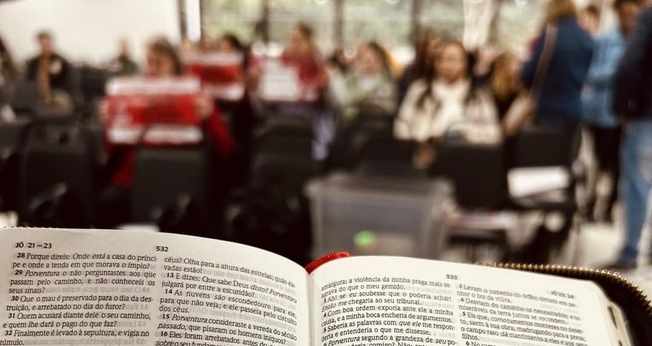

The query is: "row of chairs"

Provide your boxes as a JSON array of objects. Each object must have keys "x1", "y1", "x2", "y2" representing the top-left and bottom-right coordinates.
[
  {"x1": 0, "y1": 115, "x2": 215, "y2": 235},
  {"x1": 273, "y1": 112, "x2": 581, "y2": 262}
]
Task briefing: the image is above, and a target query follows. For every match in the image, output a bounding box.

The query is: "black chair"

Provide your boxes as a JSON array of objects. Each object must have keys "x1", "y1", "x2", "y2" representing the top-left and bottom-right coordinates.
[
  {"x1": 353, "y1": 137, "x2": 427, "y2": 179},
  {"x1": 435, "y1": 137, "x2": 511, "y2": 261},
  {"x1": 508, "y1": 125, "x2": 582, "y2": 264},
  {"x1": 9, "y1": 80, "x2": 40, "y2": 116},
  {"x1": 0, "y1": 118, "x2": 32, "y2": 211},
  {"x1": 227, "y1": 115, "x2": 316, "y2": 264},
  {"x1": 257, "y1": 115, "x2": 313, "y2": 139},
  {"x1": 328, "y1": 110, "x2": 394, "y2": 171},
  {"x1": 19, "y1": 121, "x2": 95, "y2": 227},
  {"x1": 79, "y1": 65, "x2": 108, "y2": 100},
  {"x1": 131, "y1": 145, "x2": 212, "y2": 238},
  {"x1": 436, "y1": 138, "x2": 505, "y2": 209},
  {"x1": 251, "y1": 116, "x2": 316, "y2": 192}
]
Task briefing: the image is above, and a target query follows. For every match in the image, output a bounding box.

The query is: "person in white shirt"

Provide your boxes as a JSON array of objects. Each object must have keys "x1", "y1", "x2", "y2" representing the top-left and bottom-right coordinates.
[{"x1": 394, "y1": 40, "x2": 499, "y2": 144}]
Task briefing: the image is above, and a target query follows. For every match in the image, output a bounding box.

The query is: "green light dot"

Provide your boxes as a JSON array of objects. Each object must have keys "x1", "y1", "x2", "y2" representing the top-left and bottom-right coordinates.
[{"x1": 354, "y1": 231, "x2": 375, "y2": 248}]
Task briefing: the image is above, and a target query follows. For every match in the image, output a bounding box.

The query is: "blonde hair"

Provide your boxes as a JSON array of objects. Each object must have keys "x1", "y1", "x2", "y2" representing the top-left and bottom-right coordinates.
[
  {"x1": 491, "y1": 52, "x2": 522, "y2": 102},
  {"x1": 545, "y1": 0, "x2": 578, "y2": 24}
]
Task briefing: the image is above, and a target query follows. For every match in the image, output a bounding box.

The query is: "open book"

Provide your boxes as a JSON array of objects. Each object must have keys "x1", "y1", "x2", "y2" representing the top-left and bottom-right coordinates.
[{"x1": 0, "y1": 228, "x2": 640, "y2": 346}]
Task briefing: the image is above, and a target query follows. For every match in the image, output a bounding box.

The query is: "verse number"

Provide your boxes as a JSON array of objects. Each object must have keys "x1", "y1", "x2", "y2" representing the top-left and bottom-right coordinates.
[
  {"x1": 15, "y1": 242, "x2": 23, "y2": 249},
  {"x1": 156, "y1": 246, "x2": 169, "y2": 252}
]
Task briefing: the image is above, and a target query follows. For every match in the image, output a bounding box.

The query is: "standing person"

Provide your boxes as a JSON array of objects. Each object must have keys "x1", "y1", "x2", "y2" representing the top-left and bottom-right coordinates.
[
  {"x1": 97, "y1": 37, "x2": 234, "y2": 229},
  {"x1": 583, "y1": 0, "x2": 643, "y2": 223},
  {"x1": 521, "y1": 0, "x2": 594, "y2": 126},
  {"x1": 579, "y1": 3, "x2": 602, "y2": 36},
  {"x1": 109, "y1": 39, "x2": 139, "y2": 76},
  {"x1": 609, "y1": 4, "x2": 652, "y2": 270},
  {"x1": 26, "y1": 31, "x2": 78, "y2": 109}
]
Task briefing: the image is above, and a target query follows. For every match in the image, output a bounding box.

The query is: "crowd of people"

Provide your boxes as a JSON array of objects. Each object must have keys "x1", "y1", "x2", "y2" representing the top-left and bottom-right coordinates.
[{"x1": 1, "y1": 0, "x2": 652, "y2": 269}]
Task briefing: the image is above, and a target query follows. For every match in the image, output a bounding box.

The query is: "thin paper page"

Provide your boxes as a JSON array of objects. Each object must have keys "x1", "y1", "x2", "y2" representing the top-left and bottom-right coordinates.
[
  {"x1": 0, "y1": 228, "x2": 310, "y2": 346},
  {"x1": 310, "y1": 256, "x2": 616, "y2": 346}
]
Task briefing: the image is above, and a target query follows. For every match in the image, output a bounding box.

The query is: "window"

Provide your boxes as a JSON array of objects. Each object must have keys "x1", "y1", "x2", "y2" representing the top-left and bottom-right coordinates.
[
  {"x1": 268, "y1": 0, "x2": 335, "y2": 54},
  {"x1": 343, "y1": 0, "x2": 412, "y2": 49},
  {"x1": 202, "y1": 0, "x2": 264, "y2": 43},
  {"x1": 200, "y1": 0, "x2": 548, "y2": 58},
  {"x1": 419, "y1": 0, "x2": 465, "y2": 41},
  {"x1": 493, "y1": 0, "x2": 546, "y2": 55}
]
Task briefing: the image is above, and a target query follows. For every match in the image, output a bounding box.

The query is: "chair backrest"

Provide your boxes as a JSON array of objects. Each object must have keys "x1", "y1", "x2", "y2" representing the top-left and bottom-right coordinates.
[
  {"x1": 79, "y1": 65, "x2": 108, "y2": 100},
  {"x1": 251, "y1": 154, "x2": 317, "y2": 194},
  {"x1": 0, "y1": 118, "x2": 32, "y2": 210},
  {"x1": 258, "y1": 115, "x2": 313, "y2": 138},
  {"x1": 512, "y1": 125, "x2": 580, "y2": 168},
  {"x1": 249, "y1": 114, "x2": 317, "y2": 195},
  {"x1": 436, "y1": 138, "x2": 505, "y2": 209},
  {"x1": 131, "y1": 146, "x2": 210, "y2": 232},
  {"x1": 0, "y1": 118, "x2": 31, "y2": 151},
  {"x1": 353, "y1": 137, "x2": 427, "y2": 179},
  {"x1": 9, "y1": 80, "x2": 39, "y2": 115},
  {"x1": 20, "y1": 121, "x2": 95, "y2": 225},
  {"x1": 256, "y1": 133, "x2": 313, "y2": 157}
]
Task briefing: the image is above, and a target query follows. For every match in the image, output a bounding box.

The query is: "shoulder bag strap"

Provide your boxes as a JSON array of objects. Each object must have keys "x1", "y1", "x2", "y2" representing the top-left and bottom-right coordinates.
[{"x1": 531, "y1": 24, "x2": 559, "y2": 102}]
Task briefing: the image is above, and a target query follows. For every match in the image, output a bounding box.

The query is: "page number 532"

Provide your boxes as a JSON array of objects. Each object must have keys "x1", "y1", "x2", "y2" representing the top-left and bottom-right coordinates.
[{"x1": 156, "y1": 246, "x2": 169, "y2": 252}]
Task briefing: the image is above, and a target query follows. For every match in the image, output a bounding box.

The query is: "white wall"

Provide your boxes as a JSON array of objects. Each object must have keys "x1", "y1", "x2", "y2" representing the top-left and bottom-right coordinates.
[{"x1": 0, "y1": 0, "x2": 180, "y2": 67}]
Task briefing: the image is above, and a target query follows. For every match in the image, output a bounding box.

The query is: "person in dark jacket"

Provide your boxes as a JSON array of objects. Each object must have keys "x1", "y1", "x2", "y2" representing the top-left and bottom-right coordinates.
[
  {"x1": 26, "y1": 31, "x2": 78, "y2": 108},
  {"x1": 521, "y1": 0, "x2": 594, "y2": 126},
  {"x1": 608, "y1": 4, "x2": 652, "y2": 270}
]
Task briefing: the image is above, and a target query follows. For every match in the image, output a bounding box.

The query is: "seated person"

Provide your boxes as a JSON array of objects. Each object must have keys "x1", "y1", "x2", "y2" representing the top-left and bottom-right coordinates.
[
  {"x1": 330, "y1": 42, "x2": 397, "y2": 122},
  {"x1": 394, "y1": 41, "x2": 499, "y2": 167},
  {"x1": 97, "y1": 37, "x2": 235, "y2": 228},
  {"x1": 26, "y1": 31, "x2": 77, "y2": 110}
]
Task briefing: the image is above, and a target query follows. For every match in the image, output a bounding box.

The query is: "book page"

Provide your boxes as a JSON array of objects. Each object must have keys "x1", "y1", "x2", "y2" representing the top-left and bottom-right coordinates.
[
  {"x1": 0, "y1": 228, "x2": 309, "y2": 346},
  {"x1": 310, "y1": 257, "x2": 618, "y2": 346}
]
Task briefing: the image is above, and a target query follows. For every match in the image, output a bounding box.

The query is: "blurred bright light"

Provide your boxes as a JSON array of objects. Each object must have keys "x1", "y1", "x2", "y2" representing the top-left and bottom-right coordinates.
[{"x1": 185, "y1": 0, "x2": 201, "y2": 41}]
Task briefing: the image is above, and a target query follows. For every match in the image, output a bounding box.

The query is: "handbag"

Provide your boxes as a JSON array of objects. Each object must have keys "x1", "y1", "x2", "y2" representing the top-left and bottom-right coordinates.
[{"x1": 503, "y1": 25, "x2": 559, "y2": 136}]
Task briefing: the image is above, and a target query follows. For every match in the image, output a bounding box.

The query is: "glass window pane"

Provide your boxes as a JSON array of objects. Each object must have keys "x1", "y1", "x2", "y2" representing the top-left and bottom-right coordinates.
[
  {"x1": 419, "y1": 0, "x2": 465, "y2": 41},
  {"x1": 202, "y1": 0, "x2": 263, "y2": 43},
  {"x1": 494, "y1": 0, "x2": 547, "y2": 55},
  {"x1": 268, "y1": 0, "x2": 334, "y2": 55},
  {"x1": 343, "y1": 0, "x2": 412, "y2": 49}
]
